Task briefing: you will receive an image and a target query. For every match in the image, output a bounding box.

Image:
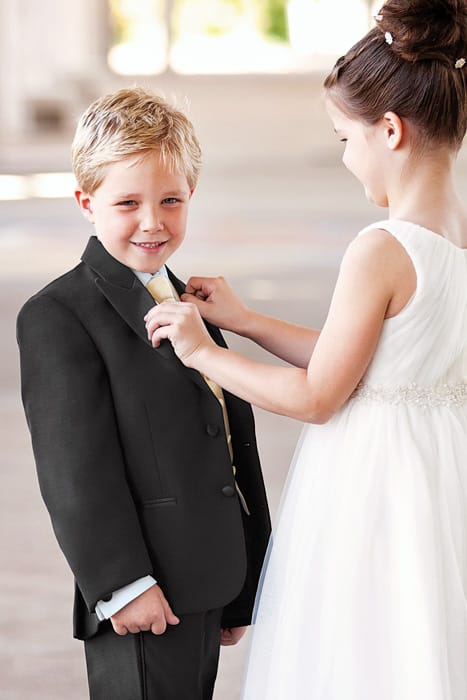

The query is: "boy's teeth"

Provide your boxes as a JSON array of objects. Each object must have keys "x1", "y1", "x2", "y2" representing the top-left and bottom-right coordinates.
[{"x1": 138, "y1": 242, "x2": 162, "y2": 248}]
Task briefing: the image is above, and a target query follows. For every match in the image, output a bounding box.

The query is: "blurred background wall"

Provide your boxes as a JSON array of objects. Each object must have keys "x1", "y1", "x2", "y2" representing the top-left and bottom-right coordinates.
[
  {"x1": 1, "y1": 2, "x2": 465, "y2": 699},
  {"x1": 0, "y1": 0, "x2": 379, "y2": 140}
]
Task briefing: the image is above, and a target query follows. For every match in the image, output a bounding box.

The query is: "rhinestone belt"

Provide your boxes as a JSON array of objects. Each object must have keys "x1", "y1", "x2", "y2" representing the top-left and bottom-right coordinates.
[{"x1": 350, "y1": 382, "x2": 467, "y2": 408}]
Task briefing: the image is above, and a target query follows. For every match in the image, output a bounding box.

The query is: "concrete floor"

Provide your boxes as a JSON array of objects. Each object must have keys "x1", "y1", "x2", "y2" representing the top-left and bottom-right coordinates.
[{"x1": 1, "y1": 74, "x2": 466, "y2": 699}]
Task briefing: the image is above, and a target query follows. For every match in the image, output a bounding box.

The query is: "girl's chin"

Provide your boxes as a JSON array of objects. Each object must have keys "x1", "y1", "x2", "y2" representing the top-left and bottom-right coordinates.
[{"x1": 364, "y1": 188, "x2": 387, "y2": 208}]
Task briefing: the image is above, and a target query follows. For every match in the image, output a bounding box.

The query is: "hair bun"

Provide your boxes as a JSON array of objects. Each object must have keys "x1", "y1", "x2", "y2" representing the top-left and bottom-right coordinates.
[{"x1": 376, "y1": 0, "x2": 467, "y2": 63}]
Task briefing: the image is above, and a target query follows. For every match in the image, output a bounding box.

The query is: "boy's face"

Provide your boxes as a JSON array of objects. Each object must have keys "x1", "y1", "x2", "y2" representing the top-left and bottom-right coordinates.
[{"x1": 75, "y1": 150, "x2": 193, "y2": 273}]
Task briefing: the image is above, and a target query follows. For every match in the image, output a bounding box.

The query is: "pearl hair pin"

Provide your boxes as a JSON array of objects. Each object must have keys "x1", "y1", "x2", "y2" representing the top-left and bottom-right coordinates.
[
  {"x1": 455, "y1": 58, "x2": 466, "y2": 69},
  {"x1": 385, "y1": 32, "x2": 393, "y2": 45}
]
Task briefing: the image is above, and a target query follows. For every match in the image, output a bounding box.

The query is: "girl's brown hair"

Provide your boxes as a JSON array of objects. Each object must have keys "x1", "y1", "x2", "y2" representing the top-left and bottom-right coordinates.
[{"x1": 324, "y1": 0, "x2": 467, "y2": 149}]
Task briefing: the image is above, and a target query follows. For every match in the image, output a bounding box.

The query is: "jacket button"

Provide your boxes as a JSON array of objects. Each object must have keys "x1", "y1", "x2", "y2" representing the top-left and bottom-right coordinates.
[
  {"x1": 222, "y1": 485, "x2": 235, "y2": 497},
  {"x1": 206, "y1": 424, "x2": 219, "y2": 437}
]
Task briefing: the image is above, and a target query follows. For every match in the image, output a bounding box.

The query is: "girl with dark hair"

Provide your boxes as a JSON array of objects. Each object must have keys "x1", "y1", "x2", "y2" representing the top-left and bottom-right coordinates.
[{"x1": 145, "y1": 0, "x2": 467, "y2": 696}]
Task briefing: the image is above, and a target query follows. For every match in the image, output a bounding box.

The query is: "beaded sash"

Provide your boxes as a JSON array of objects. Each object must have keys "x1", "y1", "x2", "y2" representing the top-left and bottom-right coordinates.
[{"x1": 350, "y1": 382, "x2": 467, "y2": 408}]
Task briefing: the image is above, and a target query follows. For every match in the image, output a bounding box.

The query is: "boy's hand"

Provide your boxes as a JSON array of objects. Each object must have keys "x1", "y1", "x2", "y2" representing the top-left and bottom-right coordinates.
[
  {"x1": 144, "y1": 302, "x2": 215, "y2": 367},
  {"x1": 181, "y1": 276, "x2": 250, "y2": 334},
  {"x1": 110, "y1": 584, "x2": 179, "y2": 636},
  {"x1": 220, "y1": 626, "x2": 248, "y2": 646}
]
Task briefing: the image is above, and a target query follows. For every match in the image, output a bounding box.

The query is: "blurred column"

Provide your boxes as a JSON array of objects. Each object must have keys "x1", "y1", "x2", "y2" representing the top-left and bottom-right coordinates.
[{"x1": 0, "y1": 0, "x2": 109, "y2": 139}]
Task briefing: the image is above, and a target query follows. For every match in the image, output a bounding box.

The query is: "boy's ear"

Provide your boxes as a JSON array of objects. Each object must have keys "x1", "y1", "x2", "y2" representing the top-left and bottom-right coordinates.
[
  {"x1": 381, "y1": 111, "x2": 403, "y2": 150},
  {"x1": 74, "y1": 190, "x2": 95, "y2": 223},
  {"x1": 189, "y1": 188, "x2": 195, "y2": 199}
]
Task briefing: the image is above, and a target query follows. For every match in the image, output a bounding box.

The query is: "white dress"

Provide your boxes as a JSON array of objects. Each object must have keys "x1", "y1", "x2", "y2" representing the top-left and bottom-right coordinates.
[{"x1": 243, "y1": 220, "x2": 467, "y2": 700}]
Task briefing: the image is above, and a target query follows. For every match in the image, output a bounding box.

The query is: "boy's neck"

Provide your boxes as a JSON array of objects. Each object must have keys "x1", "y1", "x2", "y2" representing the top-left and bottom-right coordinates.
[{"x1": 132, "y1": 266, "x2": 168, "y2": 286}]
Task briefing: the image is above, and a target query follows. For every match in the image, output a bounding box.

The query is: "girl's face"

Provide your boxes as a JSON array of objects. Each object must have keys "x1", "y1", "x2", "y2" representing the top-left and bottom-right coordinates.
[{"x1": 326, "y1": 98, "x2": 390, "y2": 208}]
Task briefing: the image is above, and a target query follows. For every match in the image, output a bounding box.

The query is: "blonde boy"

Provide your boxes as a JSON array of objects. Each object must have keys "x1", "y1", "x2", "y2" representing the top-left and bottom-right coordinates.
[{"x1": 17, "y1": 87, "x2": 270, "y2": 700}]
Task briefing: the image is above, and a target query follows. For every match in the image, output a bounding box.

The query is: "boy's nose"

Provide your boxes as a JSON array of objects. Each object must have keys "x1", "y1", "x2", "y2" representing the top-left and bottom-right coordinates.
[{"x1": 141, "y1": 209, "x2": 164, "y2": 232}]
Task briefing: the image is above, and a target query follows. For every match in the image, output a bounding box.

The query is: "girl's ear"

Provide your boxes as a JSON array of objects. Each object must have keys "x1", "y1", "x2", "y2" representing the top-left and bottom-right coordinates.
[
  {"x1": 74, "y1": 190, "x2": 95, "y2": 223},
  {"x1": 381, "y1": 111, "x2": 404, "y2": 150}
]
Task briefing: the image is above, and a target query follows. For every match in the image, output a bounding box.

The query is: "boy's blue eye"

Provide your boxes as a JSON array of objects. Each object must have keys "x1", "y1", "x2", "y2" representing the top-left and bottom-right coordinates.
[
  {"x1": 117, "y1": 200, "x2": 137, "y2": 206},
  {"x1": 163, "y1": 197, "x2": 179, "y2": 204}
]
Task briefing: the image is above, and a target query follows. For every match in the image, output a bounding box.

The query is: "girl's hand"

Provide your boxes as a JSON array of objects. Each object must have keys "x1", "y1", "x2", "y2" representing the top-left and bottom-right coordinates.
[
  {"x1": 144, "y1": 301, "x2": 215, "y2": 367},
  {"x1": 181, "y1": 276, "x2": 250, "y2": 333}
]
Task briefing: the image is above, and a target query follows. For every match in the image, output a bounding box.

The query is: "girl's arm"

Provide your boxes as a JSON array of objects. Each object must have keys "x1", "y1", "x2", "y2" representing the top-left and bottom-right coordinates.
[
  {"x1": 181, "y1": 276, "x2": 319, "y2": 368},
  {"x1": 147, "y1": 230, "x2": 414, "y2": 423}
]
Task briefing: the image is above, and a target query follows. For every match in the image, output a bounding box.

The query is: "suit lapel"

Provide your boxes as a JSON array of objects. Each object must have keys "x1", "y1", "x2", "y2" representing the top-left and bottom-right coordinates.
[
  {"x1": 95, "y1": 278, "x2": 176, "y2": 361},
  {"x1": 81, "y1": 236, "x2": 173, "y2": 360},
  {"x1": 166, "y1": 269, "x2": 229, "y2": 393},
  {"x1": 80, "y1": 238, "x2": 220, "y2": 394}
]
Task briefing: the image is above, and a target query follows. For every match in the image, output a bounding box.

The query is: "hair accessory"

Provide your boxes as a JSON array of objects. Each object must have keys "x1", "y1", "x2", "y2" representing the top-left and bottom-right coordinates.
[
  {"x1": 455, "y1": 58, "x2": 465, "y2": 69},
  {"x1": 385, "y1": 32, "x2": 393, "y2": 45},
  {"x1": 374, "y1": 13, "x2": 383, "y2": 21}
]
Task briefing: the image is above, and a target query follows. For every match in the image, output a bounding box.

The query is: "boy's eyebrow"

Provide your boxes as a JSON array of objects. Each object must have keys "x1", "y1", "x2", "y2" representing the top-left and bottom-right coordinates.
[{"x1": 113, "y1": 189, "x2": 189, "y2": 198}]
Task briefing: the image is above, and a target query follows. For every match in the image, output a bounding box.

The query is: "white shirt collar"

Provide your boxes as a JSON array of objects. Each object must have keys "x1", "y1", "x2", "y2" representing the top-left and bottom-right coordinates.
[{"x1": 132, "y1": 265, "x2": 169, "y2": 286}]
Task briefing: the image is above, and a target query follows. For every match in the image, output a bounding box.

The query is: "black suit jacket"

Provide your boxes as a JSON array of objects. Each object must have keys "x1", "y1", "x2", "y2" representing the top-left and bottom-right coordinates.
[{"x1": 17, "y1": 236, "x2": 271, "y2": 640}]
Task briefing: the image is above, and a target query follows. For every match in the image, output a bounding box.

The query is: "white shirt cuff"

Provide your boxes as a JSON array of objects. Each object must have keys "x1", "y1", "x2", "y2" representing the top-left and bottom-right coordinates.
[{"x1": 95, "y1": 575, "x2": 157, "y2": 621}]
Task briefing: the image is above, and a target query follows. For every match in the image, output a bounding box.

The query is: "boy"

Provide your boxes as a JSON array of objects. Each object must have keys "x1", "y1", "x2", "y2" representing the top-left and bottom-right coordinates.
[{"x1": 17, "y1": 87, "x2": 271, "y2": 699}]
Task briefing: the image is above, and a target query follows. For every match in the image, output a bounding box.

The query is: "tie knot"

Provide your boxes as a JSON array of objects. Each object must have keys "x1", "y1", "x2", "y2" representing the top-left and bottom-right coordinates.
[{"x1": 146, "y1": 276, "x2": 177, "y2": 303}]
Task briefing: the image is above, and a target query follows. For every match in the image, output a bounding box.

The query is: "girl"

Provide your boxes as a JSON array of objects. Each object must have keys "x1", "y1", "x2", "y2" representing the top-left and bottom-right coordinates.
[{"x1": 145, "y1": 0, "x2": 467, "y2": 696}]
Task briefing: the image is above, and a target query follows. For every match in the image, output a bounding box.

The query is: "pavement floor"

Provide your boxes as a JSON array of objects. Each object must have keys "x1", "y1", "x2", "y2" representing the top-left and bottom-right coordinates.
[{"x1": 1, "y1": 73, "x2": 466, "y2": 699}]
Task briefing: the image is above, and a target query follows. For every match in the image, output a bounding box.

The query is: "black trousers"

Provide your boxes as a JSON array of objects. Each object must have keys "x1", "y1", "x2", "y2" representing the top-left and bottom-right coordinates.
[{"x1": 84, "y1": 608, "x2": 223, "y2": 700}]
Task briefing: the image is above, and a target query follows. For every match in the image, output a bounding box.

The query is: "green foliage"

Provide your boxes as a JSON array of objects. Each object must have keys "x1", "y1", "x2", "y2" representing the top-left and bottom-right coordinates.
[
  {"x1": 173, "y1": 0, "x2": 244, "y2": 37},
  {"x1": 174, "y1": 0, "x2": 289, "y2": 41},
  {"x1": 260, "y1": 0, "x2": 288, "y2": 41},
  {"x1": 109, "y1": 0, "x2": 130, "y2": 44},
  {"x1": 109, "y1": 0, "x2": 289, "y2": 44}
]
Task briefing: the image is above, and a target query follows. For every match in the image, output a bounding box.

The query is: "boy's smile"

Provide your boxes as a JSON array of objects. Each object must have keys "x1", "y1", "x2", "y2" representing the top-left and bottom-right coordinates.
[{"x1": 75, "y1": 150, "x2": 193, "y2": 273}]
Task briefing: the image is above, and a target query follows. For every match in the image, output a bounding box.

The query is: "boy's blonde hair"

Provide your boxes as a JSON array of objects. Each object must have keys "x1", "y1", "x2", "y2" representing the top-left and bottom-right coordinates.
[{"x1": 71, "y1": 87, "x2": 202, "y2": 194}]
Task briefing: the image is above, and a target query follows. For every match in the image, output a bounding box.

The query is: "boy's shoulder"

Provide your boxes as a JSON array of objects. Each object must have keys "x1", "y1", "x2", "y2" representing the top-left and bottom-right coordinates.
[
  {"x1": 19, "y1": 260, "x2": 90, "y2": 316},
  {"x1": 19, "y1": 235, "x2": 121, "y2": 316}
]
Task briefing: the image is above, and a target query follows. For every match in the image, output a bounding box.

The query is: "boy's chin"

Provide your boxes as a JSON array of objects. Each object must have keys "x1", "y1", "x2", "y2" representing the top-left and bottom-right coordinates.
[
  {"x1": 117, "y1": 255, "x2": 164, "y2": 275},
  {"x1": 128, "y1": 249, "x2": 171, "y2": 274}
]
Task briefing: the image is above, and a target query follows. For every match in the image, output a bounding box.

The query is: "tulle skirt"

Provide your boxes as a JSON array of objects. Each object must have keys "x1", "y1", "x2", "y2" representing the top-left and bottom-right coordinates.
[{"x1": 243, "y1": 401, "x2": 467, "y2": 699}]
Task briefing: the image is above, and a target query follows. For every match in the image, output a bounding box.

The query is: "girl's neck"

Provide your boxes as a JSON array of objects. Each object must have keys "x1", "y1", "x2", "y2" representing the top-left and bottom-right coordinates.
[{"x1": 387, "y1": 150, "x2": 467, "y2": 246}]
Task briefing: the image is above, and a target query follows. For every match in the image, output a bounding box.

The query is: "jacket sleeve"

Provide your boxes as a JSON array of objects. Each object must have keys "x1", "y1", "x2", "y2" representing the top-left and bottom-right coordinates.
[{"x1": 17, "y1": 293, "x2": 153, "y2": 611}]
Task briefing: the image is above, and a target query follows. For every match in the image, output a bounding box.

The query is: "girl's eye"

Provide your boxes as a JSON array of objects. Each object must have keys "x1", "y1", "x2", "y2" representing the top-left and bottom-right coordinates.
[{"x1": 340, "y1": 138, "x2": 348, "y2": 143}]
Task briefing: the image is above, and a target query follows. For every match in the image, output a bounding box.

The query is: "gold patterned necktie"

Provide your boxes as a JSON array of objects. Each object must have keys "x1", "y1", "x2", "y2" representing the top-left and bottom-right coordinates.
[
  {"x1": 145, "y1": 276, "x2": 249, "y2": 514},
  {"x1": 145, "y1": 275, "x2": 177, "y2": 303}
]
